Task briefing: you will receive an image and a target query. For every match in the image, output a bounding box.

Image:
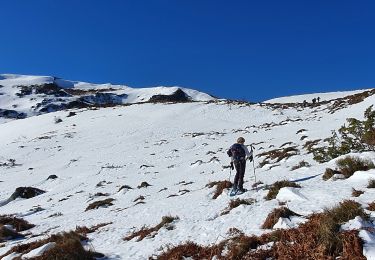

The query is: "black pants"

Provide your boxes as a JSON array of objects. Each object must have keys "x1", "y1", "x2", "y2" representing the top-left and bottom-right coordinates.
[{"x1": 234, "y1": 159, "x2": 246, "y2": 190}]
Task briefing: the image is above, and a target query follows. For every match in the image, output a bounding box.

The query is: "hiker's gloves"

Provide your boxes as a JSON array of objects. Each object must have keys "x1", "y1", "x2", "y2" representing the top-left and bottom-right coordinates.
[
  {"x1": 248, "y1": 155, "x2": 253, "y2": 162},
  {"x1": 230, "y1": 162, "x2": 234, "y2": 170}
]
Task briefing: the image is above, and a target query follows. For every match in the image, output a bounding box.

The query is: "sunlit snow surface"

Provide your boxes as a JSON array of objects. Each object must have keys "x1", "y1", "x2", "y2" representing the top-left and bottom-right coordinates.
[{"x1": 0, "y1": 76, "x2": 374, "y2": 259}]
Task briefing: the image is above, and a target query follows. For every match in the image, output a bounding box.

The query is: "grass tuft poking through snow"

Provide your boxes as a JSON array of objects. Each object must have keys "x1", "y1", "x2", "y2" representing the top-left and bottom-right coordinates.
[
  {"x1": 265, "y1": 180, "x2": 301, "y2": 200},
  {"x1": 123, "y1": 216, "x2": 179, "y2": 242},
  {"x1": 261, "y1": 207, "x2": 301, "y2": 229},
  {"x1": 206, "y1": 180, "x2": 233, "y2": 199},
  {"x1": 336, "y1": 156, "x2": 374, "y2": 178},
  {"x1": 351, "y1": 188, "x2": 365, "y2": 197},
  {"x1": 85, "y1": 198, "x2": 114, "y2": 211},
  {"x1": 221, "y1": 198, "x2": 256, "y2": 216},
  {"x1": 0, "y1": 231, "x2": 103, "y2": 259}
]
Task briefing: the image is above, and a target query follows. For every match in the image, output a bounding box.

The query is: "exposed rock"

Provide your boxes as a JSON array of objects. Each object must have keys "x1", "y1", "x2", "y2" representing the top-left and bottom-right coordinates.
[
  {"x1": 10, "y1": 187, "x2": 46, "y2": 200},
  {"x1": 149, "y1": 88, "x2": 191, "y2": 103}
]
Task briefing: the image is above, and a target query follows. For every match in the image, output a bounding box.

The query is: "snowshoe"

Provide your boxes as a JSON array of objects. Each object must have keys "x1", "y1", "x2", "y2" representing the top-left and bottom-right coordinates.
[{"x1": 229, "y1": 188, "x2": 238, "y2": 197}]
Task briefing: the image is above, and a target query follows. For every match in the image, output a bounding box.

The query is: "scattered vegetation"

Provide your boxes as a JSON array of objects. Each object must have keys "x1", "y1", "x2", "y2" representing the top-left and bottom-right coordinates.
[
  {"x1": 85, "y1": 198, "x2": 114, "y2": 211},
  {"x1": 75, "y1": 222, "x2": 112, "y2": 236},
  {"x1": 10, "y1": 187, "x2": 46, "y2": 200},
  {"x1": 262, "y1": 207, "x2": 301, "y2": 229},
  {"x1": 313, "y1": 106, "x2": 375, "y2": 162},
  {"x1": 290, "y1": 160, "x2": 311, "y2": 171},
  {"x1": 124, "y1": 216, "x2": 179, "y2": 242},
  {"x1": 0, "y1": 231, "x2": 104, "y2": 259},
  {"x1": 257, "y1": 146, "x2": 299, "y2": 168},
  {"x1": 265, "y1": 180, "x2": 301, "y2": 200},
  {"x1": 367, "y1": 179, "x2": 375, "y2": 188},
  {"x1": 155, "y1": 200, "x2": 368, "y2": 259},
  {"x1": 206, "y1": 180, "x2": 233, "y2": 199},
  {"x1": 366, "y1": 201, "x2": 375, "y2": 211},
  {"x1": 352, "y1": 188, "x2": 365, "y2": 197},
  {"x1": 221, "y1": 198, "x2": 255, "y2": 215}
]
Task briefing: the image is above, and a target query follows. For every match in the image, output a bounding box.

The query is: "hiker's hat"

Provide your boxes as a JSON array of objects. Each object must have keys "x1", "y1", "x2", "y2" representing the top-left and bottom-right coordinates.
[{"x1": 237, "y1": 137, "x2": 245, "y2": 144}]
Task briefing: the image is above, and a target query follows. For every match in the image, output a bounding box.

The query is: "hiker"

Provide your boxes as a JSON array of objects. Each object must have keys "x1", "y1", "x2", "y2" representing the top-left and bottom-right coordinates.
[
  {"x1": 227, "y1": 137, "x2": 253, "y2": 195},
  {"x1": 312, "y1": 98, "x2": 316, "y2": 105},
  {"x1": 303, "y1": 100, "x2": 307, "y2": 107},
  {"x1": 317, "y1": 97, "x2": 320, "y2": 103}
]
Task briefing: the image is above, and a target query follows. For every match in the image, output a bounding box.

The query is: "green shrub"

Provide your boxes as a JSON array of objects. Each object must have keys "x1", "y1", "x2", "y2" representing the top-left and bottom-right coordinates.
[{"x1": 313, "y1": 106, "x2": 375, "y2": 163}]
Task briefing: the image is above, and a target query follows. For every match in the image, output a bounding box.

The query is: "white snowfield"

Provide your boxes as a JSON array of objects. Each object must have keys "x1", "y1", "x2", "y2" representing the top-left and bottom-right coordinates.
[{"x1": 0, "y1": 79, "x2": 374, "y2": 259}]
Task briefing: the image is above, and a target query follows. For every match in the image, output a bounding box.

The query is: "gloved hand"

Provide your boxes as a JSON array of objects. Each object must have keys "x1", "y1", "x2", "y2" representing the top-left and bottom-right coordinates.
[
  {"x1": 248, "y1": 155, "x2": 253, "y2": 162},
  {"x1": 230, "y1": 162, "x2": 234, "y2": 170}
]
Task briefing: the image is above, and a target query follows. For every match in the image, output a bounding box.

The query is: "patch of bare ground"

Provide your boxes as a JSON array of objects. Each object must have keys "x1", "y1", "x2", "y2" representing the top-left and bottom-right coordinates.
[
  {"x1": 155, "y1": 200, "x2": 368, "y2": 260},
  {"x1": 124, "y1": 216, "x2": 179, "y2": 242},
  {"x1": 206, "y1": 180, "x2": 233, "y2": 199},
  {"x1": 0, "y1": 231, "x2": 104, "y2": 259},
  {"x1": 290, "y1": 160, "x2": 310, "y2": 171}
]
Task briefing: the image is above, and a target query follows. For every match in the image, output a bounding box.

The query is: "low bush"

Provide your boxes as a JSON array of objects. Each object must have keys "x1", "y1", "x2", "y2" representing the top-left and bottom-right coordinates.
[
  {"x1": 312, "y1": 106, "x2": 375, "y2": 163},
  {"x1": 262, "y1": 207, "x2": 301, "y2": 229},
  {"x1": 206, "y1": 180, "x2": 232, "y2": 199},
  {"x1": 336, "y1": 156, "x2": 374, "y2": 178},
  {"x1": 265, "y1": 180, "x2": 301, "y2": 200},
  {"x1": 0, "y1": 225, "x2": 24, "y2": 242}
]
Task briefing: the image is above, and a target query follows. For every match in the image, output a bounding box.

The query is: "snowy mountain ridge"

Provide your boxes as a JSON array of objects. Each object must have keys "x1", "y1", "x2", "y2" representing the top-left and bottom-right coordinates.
[
  {"x1": 0, "y1": 76, "x2": 375, "y2": 259},
  {"x1": 0, "y1": 74, "x2": 214, "y2": 123}
]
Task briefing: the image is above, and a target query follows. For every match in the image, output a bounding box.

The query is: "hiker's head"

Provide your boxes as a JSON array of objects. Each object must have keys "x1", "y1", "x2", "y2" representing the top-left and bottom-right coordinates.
[{"x1": 237, "y1": 137, "x2": 245, "y2": 144}]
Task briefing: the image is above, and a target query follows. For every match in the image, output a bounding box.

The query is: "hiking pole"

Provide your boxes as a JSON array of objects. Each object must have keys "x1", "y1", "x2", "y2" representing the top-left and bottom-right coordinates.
[{"x1": 250, "y1": 144, "x2": 257, "y2": 188}]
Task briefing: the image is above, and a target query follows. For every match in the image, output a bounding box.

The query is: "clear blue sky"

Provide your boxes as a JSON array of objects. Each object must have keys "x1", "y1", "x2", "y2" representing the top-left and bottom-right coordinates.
[{"x1": 1, "y1": 1, "x2": 374, "y2": 101}]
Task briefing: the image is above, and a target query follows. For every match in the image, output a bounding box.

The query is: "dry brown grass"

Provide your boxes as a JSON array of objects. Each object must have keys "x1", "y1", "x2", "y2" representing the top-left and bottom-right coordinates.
[
  {"x1": 75, "y1": 222, "x2": 112, "y2": 236},
  {"x1": 155, "y1": 200, "x2": 368, "y2": 259},
  {"x1": 336, "y1": 156, "x2": 375, "y2": 178},
  {"x1": 0, "y1": 225, "x2": 24, "y2": 242},
  {"x1": 0, "y1": 215, "x2": 35, "y2": 232},
  {"x1": 257, "y1": 146, "x2": 299, "y2": 165},
  {"x1": 206, "y1": 180, "x2": 233, "y2": 199},
  {"x1": 265, "y1": 180, "x2": 301, "y2": 200},
  {"x1": 352, "y1": 188, "x2": 365, "y2": 197},
  {"x1": 0, "y1": 231, "x2": 103, "y2": 259},
  {"x1": 366, "y1": 201, "x2": 375, "y2": 211},
  {"x1": 221, "y1": 199, "x2": 255, "y2": 215},
  {"x1": 124, "y1": 216, "x2": 179, "y2": 242},
  {"x1": 322, "y1": 168, "x2": 341, "y2": 181},
  {"x1": 85, "y1": 198, "x2": 114, "y2": 211},
  {"x1": 290, "y1": 160, "x2": 310, "y2": 171},
  {"x1": 262, "y1": 207, "x2": 301, "y2": 229}
]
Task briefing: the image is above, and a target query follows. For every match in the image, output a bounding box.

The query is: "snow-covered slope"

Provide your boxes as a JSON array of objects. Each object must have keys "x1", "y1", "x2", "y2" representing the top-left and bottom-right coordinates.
[
  {"x1": 0, "y1": 74, "x2": 214, "y2": 123},
  {"x1": 0, "y1": 80, "x2": 375, "y2": 259},
  {"x1": 264, "y1": 89, "x2": 371, "y2": 103}
]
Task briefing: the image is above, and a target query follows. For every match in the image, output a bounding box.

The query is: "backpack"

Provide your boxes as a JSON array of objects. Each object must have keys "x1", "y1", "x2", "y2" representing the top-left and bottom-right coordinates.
[{"x1": 227, "y1": 143, "x2": 246, "y2": 161}]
